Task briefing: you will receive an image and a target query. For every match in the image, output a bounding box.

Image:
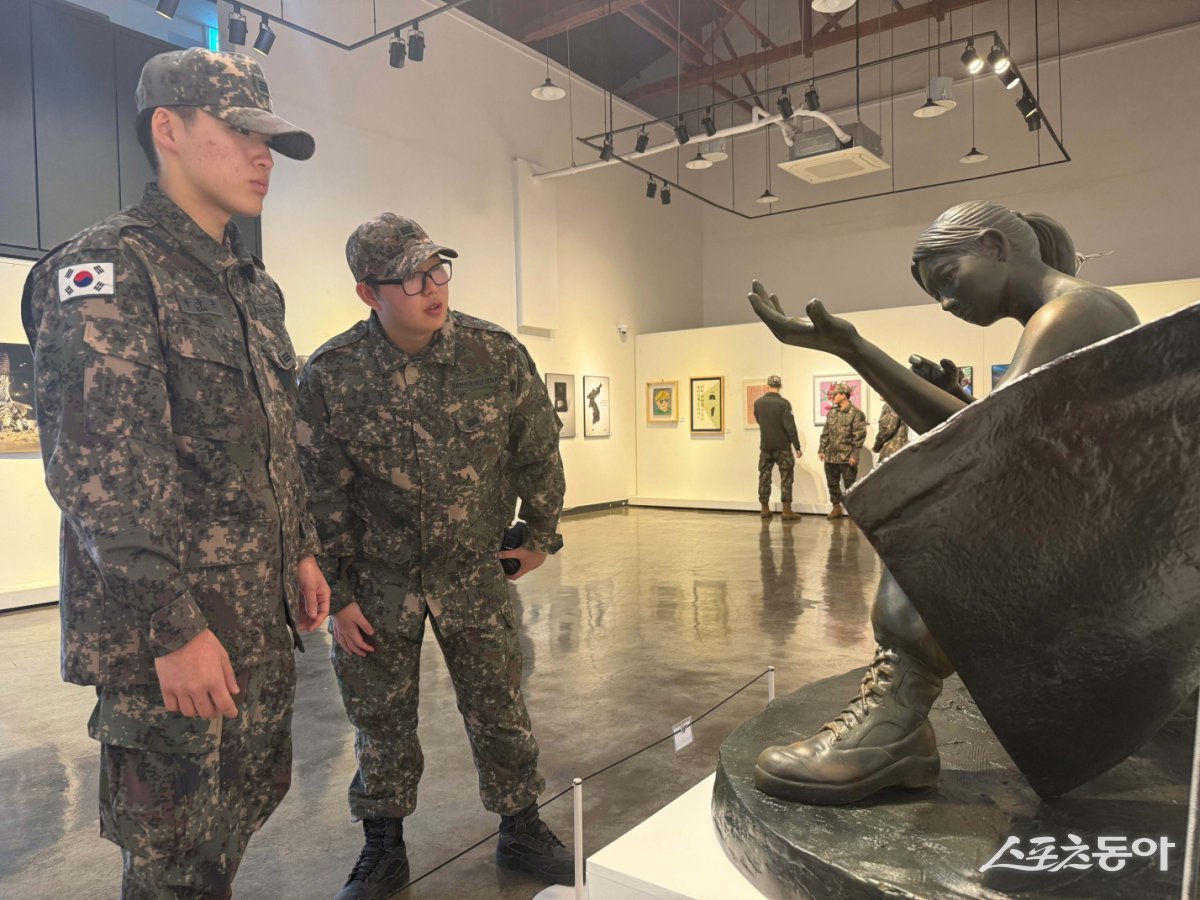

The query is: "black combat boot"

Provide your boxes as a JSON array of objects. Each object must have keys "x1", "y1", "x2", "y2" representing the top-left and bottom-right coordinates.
[
  {"x1": 754, "y1": 645, "x2": 943, "y2": 804},
  {"x1": 496, "y1": 803, "x2": 575, "y2": 885},
  {"x1": 335, "y1": 818, "x2": 410, "y2": 900}
]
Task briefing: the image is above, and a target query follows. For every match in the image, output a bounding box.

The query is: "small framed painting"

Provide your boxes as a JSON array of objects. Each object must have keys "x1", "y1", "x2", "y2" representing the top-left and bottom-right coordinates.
[
  {"x1": 582, "y1": 375, "x2": 611, "y2": 437},
  {"x1": 0, "y1": 344, "x2": 39, "y2": 454},
  {"x1": 959, "y1": 365, "x2": 974, "y2": 396},
  {"x1": 545, "y1": 373, "x2": 576, "y2": 438},
  {"x1": 690, "y1": 376, "x2": 724, "y2": 433},
  {"x1": 813, "y1": 375, "x2": 867, "y2": 426},
  {"x1": 743, "y1": 378, "x2": 771, "y2": 428},
  {"x1": 646, "y1": 380, "x2": 678, "y2": 423}
]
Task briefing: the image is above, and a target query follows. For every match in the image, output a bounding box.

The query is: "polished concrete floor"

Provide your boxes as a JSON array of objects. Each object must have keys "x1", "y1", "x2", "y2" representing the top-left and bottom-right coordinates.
[{"x1": 0, "y1": 508, "x2": 882, "y2": 899}]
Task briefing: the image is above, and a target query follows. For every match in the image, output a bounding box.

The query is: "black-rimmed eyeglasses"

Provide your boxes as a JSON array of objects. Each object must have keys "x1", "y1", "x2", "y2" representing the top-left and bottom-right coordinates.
[{"x1": 367, "y1": 260, "x2": 453, "y2": 296}]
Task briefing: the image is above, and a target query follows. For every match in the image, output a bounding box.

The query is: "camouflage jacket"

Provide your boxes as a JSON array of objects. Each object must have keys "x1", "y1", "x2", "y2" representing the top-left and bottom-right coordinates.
[
  {"x1": 819, "y1": 403, "x2": 867, "y2": 463},
  {"x1": 21, "y1": 183, "x2": 320, "y2": 689},
  {"x1": 873, "y1": 403, "x2": 909, "y2": 460},
  {"x1": 297, "y1": 310, "x2": 564, "y2": 637}
]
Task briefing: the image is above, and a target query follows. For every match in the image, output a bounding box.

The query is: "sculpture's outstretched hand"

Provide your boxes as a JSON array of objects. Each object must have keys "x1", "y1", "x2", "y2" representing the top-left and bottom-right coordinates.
[
  {"x1": 747, "y1": 281, "x2": 859, "y2": 356},
  {"x1": 908, "y1": 355, "x2": 961, "y2": 393}
]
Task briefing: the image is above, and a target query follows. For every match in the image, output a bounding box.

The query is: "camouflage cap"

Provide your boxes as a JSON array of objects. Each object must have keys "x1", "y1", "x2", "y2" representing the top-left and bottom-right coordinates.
[
  {"x1": 136, "y1": 48, "x2": 314, "y2": 161},
  {"x1": 767, "y1": 375, "x2": 782, "y2": 388},
  {"x1": 346, "y1": 214, "x2": 459, "y2": 283},
  {"x1": 831, "y1": 382, "x2": 852, "y2": 397}
]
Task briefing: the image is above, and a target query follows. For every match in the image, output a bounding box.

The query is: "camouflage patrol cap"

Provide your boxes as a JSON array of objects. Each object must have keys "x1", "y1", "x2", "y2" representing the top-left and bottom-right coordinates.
[
  {"x1": 347, "y1": 213, "x2": 459, "y2": 283},
  {"x1": 767, "y1": 375, "x2": 782, "y2": 388},
  {"x1": 136, "y1": 48, "x2": 314, "y2": 161},
  {"x1": 831, "y1": 382, "x2": 852, "y2": 397}
]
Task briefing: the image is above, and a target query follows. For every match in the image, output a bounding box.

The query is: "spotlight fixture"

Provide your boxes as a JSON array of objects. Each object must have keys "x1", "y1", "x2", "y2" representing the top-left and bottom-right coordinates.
[
  {"x1": 700, "y1": 139, "x2": 728, "y2": 162},
  {"x1": 599, "y1": 135, "x2": 614, "y2": 161},
  {"x1": 634, "y1": 130, "x2": 650, "y2": 153},
  {"x1": 959, "y1": 146, "x2": 989, "y2": 164},
  {"x1": 227, "y1": 5, "x2": 248, "y2": 45},
  {"x1": 777, "y1": 92, "x2": 794, "y2": 120},
  {"x1": 408, "y1": 28, "x2": 425, "y2": 62},
  {"x1": 155, "y1": 0, "x2": 180, "y2": 19},
  {"x1": 998, "y1": 66, "x2": 1021, "y2": 91},
  {"x1": 960, "y1": 41, "x2": 983, "y2": 74},
  {"x1": 987, "y1": 44, "x2": 1011, "y2": 74},
  {"x1": 660, "y1": 184, "x2": 672, "y2": 206},
  {"x1": 1016, "y1": 91, "x2": 1039, "y2": 120},
  {"x1": 685, "y1": 150, "x2": 713, "y2": 170},
  {"x1": 913, "y1": 97, "x2": 946, "y2": 119},
  {"x1": 389, "y1": 31, "x2": 407, "y2": 68},
  {"x1": 812, "y1": 0, "x2": 856, "y2": 13},
  {"x1": 674, "y1": 121, "x2": 690, "y2": 145},
  {"x1": 804, "y1": 84, "x2": 820, "y2": 111},
  {"x1": 1026, "y1": 110, "x2": 1043, "y2": 132},
  {"x1": 702, "y1": 109, "x2": 717, "y2": 137},
  {"x1": 755, "y1": 188, "x2": 780, "y2": 205},
  {"x1": 645, "y1": 178, "x2": 657, "y2": 199},
  {"x1": 253, "y1": 16, "x2": 275, "y2": 55}
]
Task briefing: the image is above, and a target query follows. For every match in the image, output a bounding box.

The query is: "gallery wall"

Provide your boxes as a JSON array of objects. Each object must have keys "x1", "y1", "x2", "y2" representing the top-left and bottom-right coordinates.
[
  {"x1": 699, "y1": 24, "x2": 1200, "y2": 325},
  {"x1": 634, "y1": 279, "x2": 1200, "y2": 513}
]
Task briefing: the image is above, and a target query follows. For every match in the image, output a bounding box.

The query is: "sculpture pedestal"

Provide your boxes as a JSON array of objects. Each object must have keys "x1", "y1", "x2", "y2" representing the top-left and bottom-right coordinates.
[{"x1": 712, "y1": 668, "x2": 1192, "y2": 899}]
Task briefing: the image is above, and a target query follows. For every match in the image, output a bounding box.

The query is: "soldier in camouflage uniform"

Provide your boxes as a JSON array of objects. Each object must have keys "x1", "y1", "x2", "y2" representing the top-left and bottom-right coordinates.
[
  {"x1": 297, "y1": 214, "x2": 573, "y2": 896},
  {"x1": 753, "y1": 375, "x2": 803, "y2": 520},
  {"x1": 20, "y1": 49, "x2": 330, "y2": 898},
  {"x1": 872, "y1": 402, "x2": 909, "y2": 461},
  {"x1": 818, "y1": 382, "x2": 867, "y2": 519}
]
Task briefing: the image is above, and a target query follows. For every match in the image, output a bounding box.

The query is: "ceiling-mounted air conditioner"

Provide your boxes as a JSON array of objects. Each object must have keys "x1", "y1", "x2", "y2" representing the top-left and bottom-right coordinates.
[{"x1": 777, "y1": 122, "x2": 889, "y2": 184}]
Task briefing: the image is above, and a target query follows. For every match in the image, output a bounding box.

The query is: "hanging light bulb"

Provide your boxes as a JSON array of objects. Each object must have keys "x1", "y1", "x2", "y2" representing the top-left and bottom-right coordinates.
[
  {"x1": 531, "y1": 47, "x2": 565, "y2": 100},
  {"x1": 960, "y1": 147, "x2": 989, "y2": 164},
  {"x1": 755, "y1": 188, "x2": 780, "y2": 205},
  {"x1": 913, "y1": 97, "x2": 946, "y2": 119},
  {"x1": 685, "y1": 150, "x2": 713, "y2": 170},
  {"x1": 812, "y1": 0, "x2": 856, "y2": 13}
]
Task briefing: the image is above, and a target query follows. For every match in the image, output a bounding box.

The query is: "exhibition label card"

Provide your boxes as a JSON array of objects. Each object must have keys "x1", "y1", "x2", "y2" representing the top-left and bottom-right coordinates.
[{"x1": 672, "y1": 716, "x2": 694, "y2": 752}]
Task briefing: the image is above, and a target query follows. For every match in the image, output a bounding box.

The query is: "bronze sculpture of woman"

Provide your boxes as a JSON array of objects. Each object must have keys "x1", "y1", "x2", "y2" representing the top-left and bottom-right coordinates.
[{"x1": 747, "y1": 201, "x2": 1141, "y2": 804}]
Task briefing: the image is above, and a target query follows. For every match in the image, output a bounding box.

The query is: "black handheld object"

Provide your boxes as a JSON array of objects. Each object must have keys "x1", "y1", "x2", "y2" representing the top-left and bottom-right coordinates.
[{"x1": 500, "y1": 522, "x2": 527, "y2": 576}]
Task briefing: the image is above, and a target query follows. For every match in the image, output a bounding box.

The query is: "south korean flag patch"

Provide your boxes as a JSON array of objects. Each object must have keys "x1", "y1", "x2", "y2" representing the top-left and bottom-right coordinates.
[{"x1": 57, "y1": 262, "x2": 115, "y2": 302}]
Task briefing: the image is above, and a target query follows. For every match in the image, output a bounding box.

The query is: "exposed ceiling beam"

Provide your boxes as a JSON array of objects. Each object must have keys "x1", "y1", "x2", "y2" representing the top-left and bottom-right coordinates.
[
  {"x1": 627, "y1": 0, "x2": 989, "y2": 102},
  {"x1": 709, "y1": 0, "x2": 777, "y2": 49},
  {"x1": 722, "y1": 31, "x2": 766, "y2": 111},
  {"x1": 521, "y1": 0, "x2": 645, "y2": 43}
]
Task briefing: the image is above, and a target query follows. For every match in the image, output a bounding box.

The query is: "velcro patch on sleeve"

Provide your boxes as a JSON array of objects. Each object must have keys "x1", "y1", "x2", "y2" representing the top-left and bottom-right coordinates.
[{"x1": 58, "y1": 262, "x2": 115, "y2": 302}]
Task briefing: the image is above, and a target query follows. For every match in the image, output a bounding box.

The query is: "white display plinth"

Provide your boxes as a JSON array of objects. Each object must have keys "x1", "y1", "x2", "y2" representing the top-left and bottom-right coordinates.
[{"x1": 586, "y1": 774, "x2": 767, "y2": 900}]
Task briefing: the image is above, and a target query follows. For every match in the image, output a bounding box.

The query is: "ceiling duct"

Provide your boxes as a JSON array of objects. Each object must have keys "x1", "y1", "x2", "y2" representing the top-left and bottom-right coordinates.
[{"x1": 776, "y1": 123, "x2": 889, "y2": 184}]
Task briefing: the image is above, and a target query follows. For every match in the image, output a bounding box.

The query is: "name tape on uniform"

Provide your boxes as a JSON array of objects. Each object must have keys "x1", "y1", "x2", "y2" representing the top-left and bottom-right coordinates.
[{"x1": 58, "y1": 262, "x2": 115, "y2": 302}]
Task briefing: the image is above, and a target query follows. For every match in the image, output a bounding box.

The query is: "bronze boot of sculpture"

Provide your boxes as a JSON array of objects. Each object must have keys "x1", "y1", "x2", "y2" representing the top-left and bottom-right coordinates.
[{"x1": 755, "y1": 569, "x2": 954, "y2": 804}]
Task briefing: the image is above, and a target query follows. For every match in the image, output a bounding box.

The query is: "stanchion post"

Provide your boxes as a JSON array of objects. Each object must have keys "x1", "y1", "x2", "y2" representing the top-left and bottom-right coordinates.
[
  {"x1": 1180, "y1": 688, "x2": 1200, "y2": 899},
  {"x1": 767, "y1": 665, "x2": 776, "y2": 704},
  {"x1": 573, "y1": 777, "x2": 585, "y2": 899}
]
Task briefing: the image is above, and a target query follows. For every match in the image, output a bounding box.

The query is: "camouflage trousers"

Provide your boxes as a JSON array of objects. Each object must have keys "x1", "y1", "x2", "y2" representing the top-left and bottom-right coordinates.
[
  {"x1": 824, "y1": 461, "x2": 859, "y2": 505},
  {"x1": 92, "y1": 655, "x2": 296, "y2": 899},
  {"x1": 758, "y1": 450, "x2": 796, "y2": 503},
  {"x1": 333, "y1": 607, "x2": 543, "y2": 820}
]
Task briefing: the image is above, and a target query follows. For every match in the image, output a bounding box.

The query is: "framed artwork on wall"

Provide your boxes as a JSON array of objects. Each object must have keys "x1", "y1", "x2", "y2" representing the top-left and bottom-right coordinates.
[
  {"x1": 690, "y1": 376, "x2": 724, "y2": 433},
  {"x1": 646, "y1": 380, "x2": 678, "y2": 423},
  {"x1": 545, "y1": 373, "x2": 576, "y2": 438},
  {"x1": 583, "y1": 375, "x2": 611, "y2": 437},
  {"x1": 813, "y1": 375, "x2": 868, "y2": 426},
  {"x1": 959, "y1": 365, "x2": 974, "y2": 396},
  {"x1": 991, "y1": 363, "x2": 1010, "y2": 391},
  {"x1": 743, "y1": 378, "x2": 770, "y2": 428},
  {"x1": 0, "y1": 344, "x2": 39, "y2": 454}
]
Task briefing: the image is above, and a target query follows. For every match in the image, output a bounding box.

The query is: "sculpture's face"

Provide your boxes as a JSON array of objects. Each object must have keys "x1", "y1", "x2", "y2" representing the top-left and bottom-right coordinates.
[{"x1": 917, "y1": 250, "x2": 1007, "y2": 326}]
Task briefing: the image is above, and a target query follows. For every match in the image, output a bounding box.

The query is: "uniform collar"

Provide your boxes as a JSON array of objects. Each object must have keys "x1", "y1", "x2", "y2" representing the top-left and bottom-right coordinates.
[
  {"x1": 138, "y1": 182, "x2": 250, "y2": 275},
  {"x1": 366, "y1": 311, "x2": 459, "y2": 372}
]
